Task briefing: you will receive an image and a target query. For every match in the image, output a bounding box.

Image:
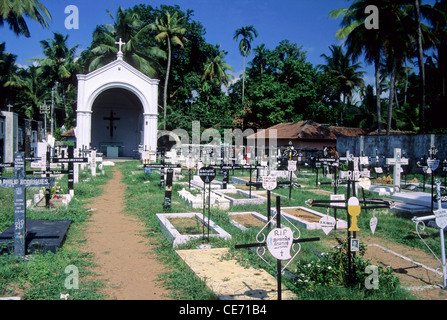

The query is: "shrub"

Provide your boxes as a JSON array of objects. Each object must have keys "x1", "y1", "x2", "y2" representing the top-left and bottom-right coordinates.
[{"x1": 292, "y1": 237, "x2": 400, "y2": 296}]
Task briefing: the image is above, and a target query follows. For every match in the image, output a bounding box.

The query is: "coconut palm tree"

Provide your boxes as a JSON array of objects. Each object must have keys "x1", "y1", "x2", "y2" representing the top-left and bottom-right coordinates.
[
  {"x1": 249, "y1": 44, "x2": 270, "y2": 79},
  {"x1": 88, "y1": 7, "x2": 164, "y2": 77},
  {"x1": 233, "y1": 25, "x2": 258, "y2": 107},
  {"x1": 0, "y1": 42, "x2": 23, "y2": 107},
  {"x1": 202, "y1": 46, "x2": 234, "y2": 91},
  {"x1": 150, "y1": 10, "x2": 187, "y2": 130},
  {"x1": 0, "y1": 0, "x2": 51, "y2": 37},
  {"x1": 330, "y1": 1, "x2": 384, "y2": 133},
  {"x1": 318, "y1": 45, "x2": 365, "y2": 125},
  {"x1": 31, "y1": 32, "x2": 79, "y2": 87}
]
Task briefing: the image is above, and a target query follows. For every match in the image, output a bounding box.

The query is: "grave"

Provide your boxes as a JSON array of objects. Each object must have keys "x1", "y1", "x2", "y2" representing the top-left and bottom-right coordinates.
[
  {"x1": 190, "y1": 174, "x2": 223, "y2": 189},
  {"x1": 177, "y1": 188, "x2": 230, "y2": 210},
  {"x1": 176, "y1": 247, "x2": 296, "y2": 300},
  {"x1": 0, "y1": 219, "x2": 71, "y2": 254},
  {"x1": 386, "y1": 148, "x2": 409, "y2": 193},
  {"x1": 213, "y1": 189, "x2": 266, "y2": 206},
  {"x1": 156, "y1": 212, "x2": 232, "y2": 247},
  {"x1": 228, "y1": 212, "x2": 270, "y2": 231},
  {"x1": 0, "y1": 152, "x2": 55, "y2": 256},
  {"x1": 390, "y1": 191, "x2": 439, "y2": 214},
  {"x1": 276, "y1": 206, "x2": 348, "y2": 230}
]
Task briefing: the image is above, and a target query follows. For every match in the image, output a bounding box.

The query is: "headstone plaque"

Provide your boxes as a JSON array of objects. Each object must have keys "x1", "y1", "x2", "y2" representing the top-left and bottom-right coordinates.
[
  {"x1": 262, "y1": 175, "x2": 277, "y2": 191},
  {"x1": 199, "y1": 167, "x2": 216, "y2": 184},
  {"x1": 163, "y1": 168, "x2": 174, "y2": 208},
  {"x1": 266, "y1": 227, "x2": 293, "y2": 260},
  {"x1": 0, "y1": 153, "x2": 54, "y2": 256}
]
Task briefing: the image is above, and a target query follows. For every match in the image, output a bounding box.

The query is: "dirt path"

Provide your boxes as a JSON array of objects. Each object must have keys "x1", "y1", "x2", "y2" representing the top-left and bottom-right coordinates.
[{"x1": 83, "y1": 165, "x2": 170, "y2": 300}]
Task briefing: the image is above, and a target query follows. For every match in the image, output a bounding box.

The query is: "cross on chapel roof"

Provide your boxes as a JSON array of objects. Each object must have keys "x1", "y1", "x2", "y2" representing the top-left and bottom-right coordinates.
[{"x1": 115, "y1": 38, "x2": 126, "y2": 60}]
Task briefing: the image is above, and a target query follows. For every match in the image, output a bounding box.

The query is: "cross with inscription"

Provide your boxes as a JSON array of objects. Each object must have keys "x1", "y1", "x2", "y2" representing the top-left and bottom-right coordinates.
[
  {"x1": 0, "y1": 153, "x2": 55, "y2": 257},
  {"x1": 386, "y1": 148, "x2": 409, "y2": 193},
  {"x1": 51, "y1": 146, "x2": 89, "y2": 193},
  {"x1": 235, "y1": 196, "x2": 320, "y2": 300},
  {"x1": 104, "y1": 111, "x2": 120, "y2": 137}
]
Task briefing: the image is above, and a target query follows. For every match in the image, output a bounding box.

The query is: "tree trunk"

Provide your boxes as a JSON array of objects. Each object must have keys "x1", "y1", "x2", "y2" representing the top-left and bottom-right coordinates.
[
  {"x1": 404, "y1": 59, "x2": 408, "y2": 105},
  {"x1": 387, "y1": 57, "x2": 397, "y2": 136},
  {"x1": 375, "y1": 55, "x2": 382, "y2": 135},
  {"x1": 242, "y1": 54, "x2": 246, "y2": 108},
  {"x1": 415, "y1": 0, "x2": 425, "y2": 133},
  {"x1": 163, "y1": 40, "x2": 171, "y2": 130}
]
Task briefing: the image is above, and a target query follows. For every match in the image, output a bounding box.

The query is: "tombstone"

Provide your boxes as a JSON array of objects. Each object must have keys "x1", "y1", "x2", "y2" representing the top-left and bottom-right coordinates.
[
  {"x1": 163, "y1": 168, "x2": 174, "y2": 208},
  {"x1": 199, "y1": 166, "x2": 216, "y2": 241},
  {"x1": 412, "y1": 179, "x2": 447, "y2": 289},
  {"x1": 51, "y1": 146, "x2": 88, "y2": 195},
  {"x1": 386, "y1": 148, "x2": 409, "y2": 193},
  {"x1": 0, "y1": 153, "x2": 55, "y2": 256}
]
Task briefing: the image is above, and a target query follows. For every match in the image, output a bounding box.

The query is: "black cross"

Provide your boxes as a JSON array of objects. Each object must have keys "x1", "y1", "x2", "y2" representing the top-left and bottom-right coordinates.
[
  {"x1": 0, "y1": 153, "x2": 55, "y2": 257},
  {"x1": 235, "y1": 196, "x2": 320, "y2": 300},
  {"x1": 104, "y1": 111, "x2": 120, "y2": 137}
]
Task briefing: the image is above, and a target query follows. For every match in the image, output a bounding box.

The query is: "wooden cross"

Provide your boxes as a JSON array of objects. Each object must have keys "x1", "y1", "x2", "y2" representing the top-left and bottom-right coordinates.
[
  {"x1": 103, "y1": 111, "x2": 120, "y2": 137},
  {"x1": 0, "y1": 153, "x2": 54, "y2": 257},
  {"x1": 115, "y1": 38, "x2": 126, "y2": 52}
]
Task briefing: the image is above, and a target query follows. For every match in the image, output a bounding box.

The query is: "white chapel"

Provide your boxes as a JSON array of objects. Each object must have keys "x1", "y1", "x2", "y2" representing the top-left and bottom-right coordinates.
[{"x1": 75, "y1": 40, "x2": 159, "y2": 158}]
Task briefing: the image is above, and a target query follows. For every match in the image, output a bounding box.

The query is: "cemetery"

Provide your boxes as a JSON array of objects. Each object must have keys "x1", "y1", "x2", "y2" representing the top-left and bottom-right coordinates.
[{"x1": 1, "y1": 0, "x2": 447, "y2": 304}]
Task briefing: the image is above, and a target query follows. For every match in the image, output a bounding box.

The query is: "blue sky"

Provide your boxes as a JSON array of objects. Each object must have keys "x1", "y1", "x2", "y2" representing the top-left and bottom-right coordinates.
[{"x1": 0, "y1": 0, "x2": 386, "y2": 86}]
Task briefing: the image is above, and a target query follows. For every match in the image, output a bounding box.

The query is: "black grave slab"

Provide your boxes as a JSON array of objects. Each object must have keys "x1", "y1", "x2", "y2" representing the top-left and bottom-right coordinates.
[{"x1": 0, "y1": 219, "x2": 71, "y2": 254}]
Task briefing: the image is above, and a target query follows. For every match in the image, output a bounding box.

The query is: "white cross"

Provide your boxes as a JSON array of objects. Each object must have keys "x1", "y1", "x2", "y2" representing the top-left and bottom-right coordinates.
[
  {"x1": 7, "y1": 104, "x2": 13, "y2": 112},
  {"x1": 386, "y1": 148, "x2": 408, "y2": 193},
  {"x1": 115, "y1": 38, "x2": 126, "y2": 53}
]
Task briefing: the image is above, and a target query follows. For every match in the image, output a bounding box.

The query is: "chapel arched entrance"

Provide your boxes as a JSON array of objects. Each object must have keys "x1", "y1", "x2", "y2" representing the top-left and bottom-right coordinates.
[{"x1": 90, "y1": 88, "x2": 143, "y2": 158}]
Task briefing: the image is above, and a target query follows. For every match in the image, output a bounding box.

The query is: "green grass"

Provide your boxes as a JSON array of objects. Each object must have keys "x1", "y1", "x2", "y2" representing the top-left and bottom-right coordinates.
[
  {"x1": 0, "y1": 166, "x2": 113, "y2": 300},
  {"x1": 0, "y1": 162, "x2": 440, "y2": 300},
  {"x1": 118, "y1": 162, "x2": 422, "y2": 300}
]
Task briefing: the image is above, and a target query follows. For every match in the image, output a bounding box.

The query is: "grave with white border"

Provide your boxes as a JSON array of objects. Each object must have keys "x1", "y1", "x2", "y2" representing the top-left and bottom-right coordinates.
[
  {"x1": 213, "y1": 188, "x2": 266, "y2": 206},
  {"x1": 228, "y1": 211, "x2": 271, "y2": 231},
  {"x1": 274, "y1": 206, "x2": 348, "y2": 231},
  {"x1": 177, "y1": 187, "x2": 231, "y2": 210},
  {"x1": 156, "y1": 212, "x2": 232, "y2": 248}
]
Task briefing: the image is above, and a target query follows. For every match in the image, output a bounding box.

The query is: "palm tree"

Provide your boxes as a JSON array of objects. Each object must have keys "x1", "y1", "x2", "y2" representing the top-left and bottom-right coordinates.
[
  {"x1": 318, "y1": 45, "x2": 365, "y2": 125},
  {"x1": 31, "y1": 32, "x2": 79, "y2": 87},
  {"x1": 202, "y1": 46, "x2": 234, "y2": 91},
  {"x1": 0, "y1": 43, "x2": 23, "y2": 107},
  {"x1": 88, "y1": 7, "x2": 164, "y2": 77},
  {"x1": 249, "y1": 44, "x2": 270, "y2": 79},
  {"x1": 233, "y1": 25, "x2": 258, "y2": 108},
  {"x1": 150, "y1": 10, "x2": 187, "y2": 130},
  {"x1": 29, "y1": 32, "x2": 79, "y2": 127},
  {"x1": 330, "y1": 1, "x2": 384, "y2": 134},
  {"x1": 0, "y1": 0, "x2": 51, "y2": 37}
]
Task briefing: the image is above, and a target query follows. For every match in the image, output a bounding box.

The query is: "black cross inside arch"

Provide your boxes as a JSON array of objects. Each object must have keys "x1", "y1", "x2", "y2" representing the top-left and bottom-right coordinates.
[{"x1": 104, "y1": 111, "x2": 120, "y2": 137}]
